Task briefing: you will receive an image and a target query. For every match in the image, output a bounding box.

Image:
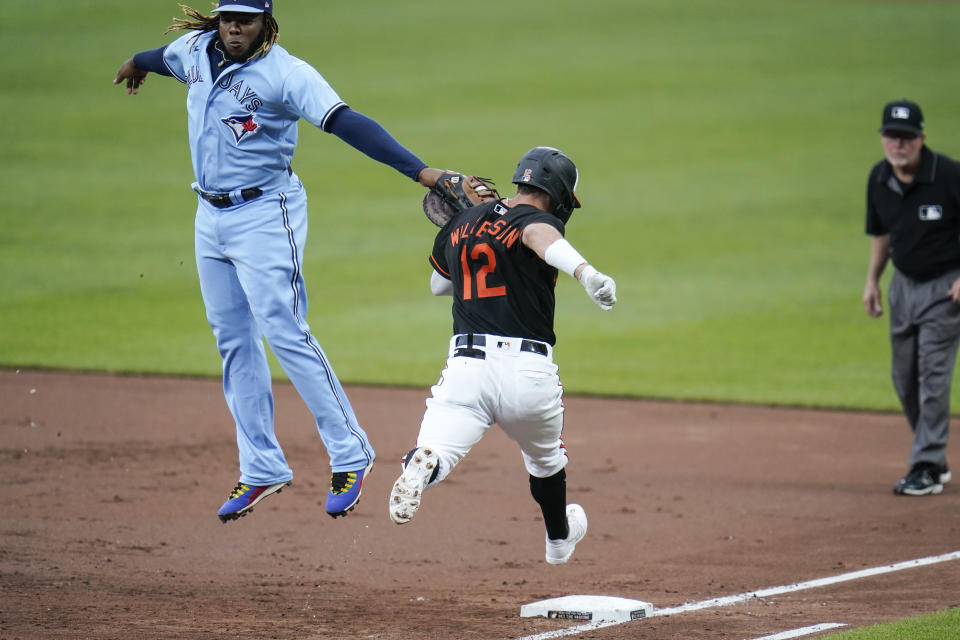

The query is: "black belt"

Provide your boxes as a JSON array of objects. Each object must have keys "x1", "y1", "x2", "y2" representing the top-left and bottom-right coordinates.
[
  {"x1": 905, "y1": 264, "x2": 960, "y2": 283},
  {"x1": 453, "y1": 334, "x2": 549, "y2": 359},
  {"x1": 199, "y1": 187, "x2": 263, "y2": 209}
]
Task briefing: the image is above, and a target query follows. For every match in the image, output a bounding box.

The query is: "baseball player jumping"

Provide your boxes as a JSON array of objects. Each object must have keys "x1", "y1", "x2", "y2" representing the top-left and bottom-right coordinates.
[
  {"x1": 113, "y1": 0, "x2": 445, "y2": 522},
  {"x1": 389, "y1": 147, "x2": 617, "y2": 565}
]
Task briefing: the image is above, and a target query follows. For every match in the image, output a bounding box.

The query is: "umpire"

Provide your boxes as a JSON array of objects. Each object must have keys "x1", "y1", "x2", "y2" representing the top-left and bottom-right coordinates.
[{"x1": 863, "y1": 99, "x2": 960, "y2": 496}]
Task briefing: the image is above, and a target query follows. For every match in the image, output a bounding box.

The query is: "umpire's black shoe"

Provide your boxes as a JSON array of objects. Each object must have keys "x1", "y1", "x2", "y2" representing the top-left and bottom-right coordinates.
[
  {"x1": 939, "y1": 464, "x2": 951, "y2": 485},
  {"x1": 893, "y1": 463, "x2": 944, "y2": 496}
]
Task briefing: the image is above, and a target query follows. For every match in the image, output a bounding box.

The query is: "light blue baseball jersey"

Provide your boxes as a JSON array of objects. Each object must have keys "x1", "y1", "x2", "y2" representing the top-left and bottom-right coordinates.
[{"x1": 162, "y1": 30, "x2": 343, "y2": 194}]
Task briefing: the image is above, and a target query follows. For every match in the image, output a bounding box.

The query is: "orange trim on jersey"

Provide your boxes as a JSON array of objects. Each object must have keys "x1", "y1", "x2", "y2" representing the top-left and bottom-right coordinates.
[{"x1": 430, "y1": 253, "x2": 450, "y2": 277}]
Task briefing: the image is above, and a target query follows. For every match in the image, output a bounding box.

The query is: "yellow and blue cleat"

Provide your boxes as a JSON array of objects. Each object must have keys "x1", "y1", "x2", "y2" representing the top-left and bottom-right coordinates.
[
  {"x1": 217, "y1": 481, "x2": 290, "y2": 523},
  {"x1": 326, "y1": 462, "x2": 373, "y2": 518}
]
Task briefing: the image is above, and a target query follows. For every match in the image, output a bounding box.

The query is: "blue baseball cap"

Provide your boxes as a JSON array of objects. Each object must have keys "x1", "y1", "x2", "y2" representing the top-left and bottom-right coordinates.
[{"x1": 212, "y1": 0, "x2": 273, "y2": 14}]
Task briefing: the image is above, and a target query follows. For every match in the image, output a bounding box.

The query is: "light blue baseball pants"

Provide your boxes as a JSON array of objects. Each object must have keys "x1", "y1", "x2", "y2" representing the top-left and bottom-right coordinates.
[{"x1": 194, "y1": 178, "x2": 375, "y2": 485}]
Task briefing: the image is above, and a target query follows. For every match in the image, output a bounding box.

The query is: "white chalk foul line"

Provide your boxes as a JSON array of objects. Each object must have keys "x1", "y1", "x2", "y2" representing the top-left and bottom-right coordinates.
[
  {"x1": 511, "y1": 549, "x2": 960, "y2": 640},
  {"x1": 651, "y1": 549, "x2": 960, "y2": 617},
  {"x1": 750, "y1": 623, "x2": 847, "y2": 640}
]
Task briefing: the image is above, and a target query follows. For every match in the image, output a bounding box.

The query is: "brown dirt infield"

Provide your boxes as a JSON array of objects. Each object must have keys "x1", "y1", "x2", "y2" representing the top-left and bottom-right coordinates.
[{"x1": 2, "y1": 368, "x2": 959, "y2": 640}]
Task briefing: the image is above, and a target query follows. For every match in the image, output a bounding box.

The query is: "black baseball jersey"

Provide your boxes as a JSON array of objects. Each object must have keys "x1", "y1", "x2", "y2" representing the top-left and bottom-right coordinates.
[
  {"x1": 865, "y1": 146, "x2": 960, "y2": 281},
  {"x1": 430, "y1": 201, "x2": 564, "y2": 345}
]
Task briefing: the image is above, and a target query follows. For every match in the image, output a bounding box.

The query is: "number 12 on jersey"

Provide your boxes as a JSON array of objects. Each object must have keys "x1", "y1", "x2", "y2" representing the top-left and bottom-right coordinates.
[{"x1": 460, "y1": 243, "x2": 506, "y2": 300}]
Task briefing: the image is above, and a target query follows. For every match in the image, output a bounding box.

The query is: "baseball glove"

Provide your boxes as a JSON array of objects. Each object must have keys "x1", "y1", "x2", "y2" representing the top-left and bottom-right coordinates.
[{"x1": 423, "y1": 172, "x2": 500, "y2": 226}]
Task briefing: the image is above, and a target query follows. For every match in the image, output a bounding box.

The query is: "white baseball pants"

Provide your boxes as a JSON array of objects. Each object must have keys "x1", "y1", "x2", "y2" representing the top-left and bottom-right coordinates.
[{"x1": 416, "y1": 334, "x2": 568, "y2": 482}]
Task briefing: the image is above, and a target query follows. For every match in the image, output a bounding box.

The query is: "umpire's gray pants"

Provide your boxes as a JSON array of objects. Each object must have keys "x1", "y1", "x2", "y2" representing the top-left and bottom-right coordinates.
[{"x1": 888, "y1": 268, "x2": 960, "y2": 468}]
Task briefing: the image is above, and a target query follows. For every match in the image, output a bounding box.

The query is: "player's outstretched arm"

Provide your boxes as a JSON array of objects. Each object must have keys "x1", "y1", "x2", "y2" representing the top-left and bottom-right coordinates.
[
  {"x1": 325, "y1": 108, "x2": 443, "y2": 185},
  {"x1": 113, "y1": 57, "x2": 149, "y2": 95},
  {"x1": 523, "y1": 223, "x2": 617, "y2": 310}
]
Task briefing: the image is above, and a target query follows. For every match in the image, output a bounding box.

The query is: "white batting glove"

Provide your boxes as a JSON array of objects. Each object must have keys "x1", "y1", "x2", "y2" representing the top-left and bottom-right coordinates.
[{"x1": 578, "y1": 265, "x2": 617, "y2": 310}]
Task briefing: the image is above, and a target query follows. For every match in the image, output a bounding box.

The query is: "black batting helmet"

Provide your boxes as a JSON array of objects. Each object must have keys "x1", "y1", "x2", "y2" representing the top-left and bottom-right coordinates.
[{"x1": 512, "y1": 146, "x2": 582, "y2": 223}]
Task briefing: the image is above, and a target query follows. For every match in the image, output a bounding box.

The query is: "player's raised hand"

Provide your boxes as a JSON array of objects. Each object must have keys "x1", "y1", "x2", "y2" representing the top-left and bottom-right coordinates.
[{"x1": 113, "y1": 58, "x2": 148, "y2": 95}]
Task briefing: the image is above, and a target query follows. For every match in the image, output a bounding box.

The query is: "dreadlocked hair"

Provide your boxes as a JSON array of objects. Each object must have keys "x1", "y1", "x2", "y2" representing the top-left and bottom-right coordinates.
[{"x1": 165, "y1": 4, "x2": 279, "y2": 62}]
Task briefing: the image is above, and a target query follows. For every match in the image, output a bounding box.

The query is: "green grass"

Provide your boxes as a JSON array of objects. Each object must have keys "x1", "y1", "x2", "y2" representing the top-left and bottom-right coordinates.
[
  {"x1": 2, "y1": 0, "x2": 960, "y2": 411},
  {"x1": 821, "y1": 607, "x2": 960, "y2": 640}
]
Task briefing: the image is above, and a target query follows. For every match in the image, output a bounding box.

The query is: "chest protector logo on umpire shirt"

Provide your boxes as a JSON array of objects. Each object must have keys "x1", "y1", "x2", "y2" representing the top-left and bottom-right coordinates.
[
  {"x1": 919, "y1": 205, "x2": 943, "y2": 221},
  {"x1": 221, "y1": 114, "x2": 260, "y2": 145}
]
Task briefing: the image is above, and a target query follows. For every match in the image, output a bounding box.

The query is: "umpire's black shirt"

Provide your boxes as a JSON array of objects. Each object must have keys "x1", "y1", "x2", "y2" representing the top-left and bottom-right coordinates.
[{"x1": 866, "y1": 146, "x2": 960, "y2": 281}]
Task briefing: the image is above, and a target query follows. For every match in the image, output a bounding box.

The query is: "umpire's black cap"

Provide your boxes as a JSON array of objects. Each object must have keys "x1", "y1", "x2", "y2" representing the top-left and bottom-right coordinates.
[{"x1": 879, "y1": 99, "x2": 924, "y2": 135}]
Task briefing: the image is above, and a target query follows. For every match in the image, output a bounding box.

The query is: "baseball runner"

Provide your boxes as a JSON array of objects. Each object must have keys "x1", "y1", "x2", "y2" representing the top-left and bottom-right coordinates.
[
  {"x1": 389, "y1": 147, "x2": 617, "y2": 565},
  {"x1": 112, "y1": 0, "x2": 445, "y2": 522}
]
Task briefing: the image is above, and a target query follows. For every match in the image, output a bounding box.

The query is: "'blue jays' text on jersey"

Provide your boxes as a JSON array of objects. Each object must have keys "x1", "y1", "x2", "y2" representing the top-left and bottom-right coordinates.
[{"x1": 162, "y1": 30, "x2": 344, "y2": 194}]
